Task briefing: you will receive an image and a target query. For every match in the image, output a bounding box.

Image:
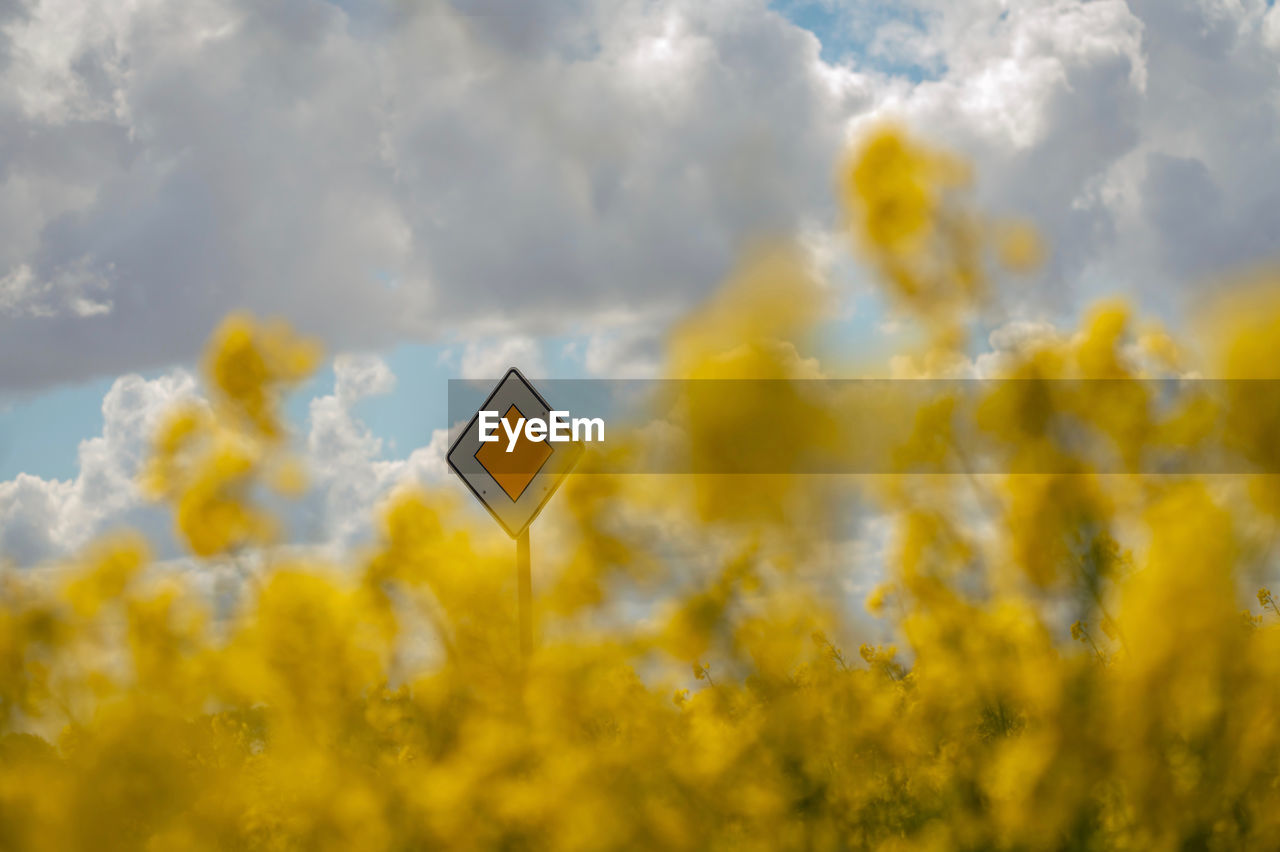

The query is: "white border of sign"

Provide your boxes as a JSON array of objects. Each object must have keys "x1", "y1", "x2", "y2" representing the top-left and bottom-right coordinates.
[{"x1": 446, "y1": 368, "x2": 584, "y2": 538}]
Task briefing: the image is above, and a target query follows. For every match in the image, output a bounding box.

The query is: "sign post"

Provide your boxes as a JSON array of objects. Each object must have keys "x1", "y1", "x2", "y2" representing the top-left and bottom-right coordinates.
[
  {"x1": 447, "y1": 369, "x2": 583, "y2": 661},
  {"x1": 517, "y1": 529, "x2": 532, "y2": 659}
]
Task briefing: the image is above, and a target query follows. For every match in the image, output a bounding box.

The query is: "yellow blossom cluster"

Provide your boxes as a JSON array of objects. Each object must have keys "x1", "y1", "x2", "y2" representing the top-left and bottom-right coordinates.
[{"x1": 2, "y1": 129, "x2": 1280, "y2": 851}]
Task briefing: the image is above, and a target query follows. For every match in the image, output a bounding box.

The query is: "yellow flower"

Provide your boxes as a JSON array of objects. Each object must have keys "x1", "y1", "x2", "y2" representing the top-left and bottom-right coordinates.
[{"x1": 3, "y1": 130, "x2": 1280, "y2": 852}]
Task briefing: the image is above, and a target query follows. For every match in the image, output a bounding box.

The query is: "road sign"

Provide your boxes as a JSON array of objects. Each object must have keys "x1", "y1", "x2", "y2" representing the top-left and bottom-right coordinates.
[{"x1": 447, "y1": 368, "x2": 584, "y2": 539}]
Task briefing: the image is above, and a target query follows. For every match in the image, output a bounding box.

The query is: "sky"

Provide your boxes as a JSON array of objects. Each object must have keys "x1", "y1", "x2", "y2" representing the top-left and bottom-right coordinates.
[{"x1": 3, "y1": 0, "x2": 1280, "y2": 566}]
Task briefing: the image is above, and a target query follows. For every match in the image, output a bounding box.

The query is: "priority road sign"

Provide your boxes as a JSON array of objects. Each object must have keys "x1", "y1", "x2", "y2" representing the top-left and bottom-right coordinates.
[
  {"x1": 447, "y1": 368, "x2": 584, "y2": 661},
  {"x1": 447, "y1": 368, "x2": 584, "y2": 539}
]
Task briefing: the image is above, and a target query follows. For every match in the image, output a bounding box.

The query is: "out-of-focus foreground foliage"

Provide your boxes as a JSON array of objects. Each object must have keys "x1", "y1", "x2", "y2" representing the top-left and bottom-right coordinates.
[{"x1": 3, "y1": 129, "x2": 1280, "y2": 851}]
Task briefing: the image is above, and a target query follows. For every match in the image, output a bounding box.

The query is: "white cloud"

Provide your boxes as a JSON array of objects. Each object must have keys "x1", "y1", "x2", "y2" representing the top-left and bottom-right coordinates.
[
  {"x1": 972, "y1": 319, "x2": 1062, "y2": 378},
  {"x1": 1265, "y1": 5, "x2": 1280, "y2": 50},
  {"x1": 298, "y1": 352, "x2": 449, "y2": 549},
  {"x1": 846, "y1": 1, "x2": 1146, "y2": 304},
  {"x1": 333, "y1": 351, "x2": 396, "y2": 406},
  {"x1": 0, "y1": 353, "x2": 448, "y2": 567},
  {"x1": 460, "y1": 336, "x2": 546, "y2": 380},
  {"x1": 0, "y1": 258, "x2": 112, "y2": 318},
  {"x1": 839, "y1": 0, "x2": 1280, "y2": 320},
  {"x1": 0, "y1": 368, "x2": 197, "y2": 564},
  {"x1": 581, "y1": 323, "x2": 663, "y2": 379}
]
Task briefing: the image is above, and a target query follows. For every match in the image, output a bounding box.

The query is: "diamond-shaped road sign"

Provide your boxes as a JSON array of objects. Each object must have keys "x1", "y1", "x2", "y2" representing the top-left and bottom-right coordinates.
[{"x1": 447, "y1": 368, "x2": 584, "y2": 538}]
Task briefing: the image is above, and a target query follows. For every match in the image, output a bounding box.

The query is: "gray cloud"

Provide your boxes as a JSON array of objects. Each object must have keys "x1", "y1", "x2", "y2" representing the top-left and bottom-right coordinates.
[
  {"x1": 4, "y1": 0, "x2": 1280, "y2": 397},
  {"x1": 847, "y1": 0, "x2": 1280, "y2": 318},
  {"x1": 0, "y1": 0, "x2": 871, "y2": 391},
  {"x1": 851, "y1": 0, "x2": 1147, "y2": 312},
  {"x1": 1122, "y1": 0, "x2": 1280, "y2": 291}
]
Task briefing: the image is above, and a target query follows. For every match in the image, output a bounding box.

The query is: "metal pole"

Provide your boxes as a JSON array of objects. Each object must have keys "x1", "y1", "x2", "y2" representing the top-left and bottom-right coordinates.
[{"x1": 517, "y1": 528, "x2": 532, "y2": 661}]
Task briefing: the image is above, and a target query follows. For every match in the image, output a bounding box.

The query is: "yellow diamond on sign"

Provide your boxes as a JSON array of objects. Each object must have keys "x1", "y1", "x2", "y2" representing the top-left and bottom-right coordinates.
[
  {"x1": 447, "y1": 368, "x2": 585, "y2": 539},
  {"x1": 474, "y1": 404, "x2": 553, "y2": 501}
]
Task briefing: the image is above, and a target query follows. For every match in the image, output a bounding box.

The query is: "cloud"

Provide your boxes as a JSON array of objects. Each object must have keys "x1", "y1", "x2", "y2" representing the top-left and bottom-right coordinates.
[
  {"x1": 842, "y1": 0, "x2": 1280, "y2": 316},
  {"x1": 971, "y1": 319, "x2": 1063, "y2": 379},
  {"x1": 580, "y1": 325, "x2": 664, "y2": 379},
  {"x1": 296, "y1": 352, "x2": 449, "y2": 549},
  {"x1": 0, "y1": 353, "x2": 448, "y2": 567},
  {"x1": 0, "y1": 258, "x2": 113, "y2": 318},
  {"x1": 333, "y1": 351, "x2": 396, "y2": 406},
  {"x1": 1116, "y1": 0, "x2": 1280, "y2": 291},
  {"x1": 0, "y1": 0, "x2": 872, "y2": 392},
  {"x1": 460, "y1": 336, "x2": 546, "y2": 380},
  {"x1": 850, "y1": 1, "x2": 1146, "y2": 302},
  {"x1": 6, "y1": 0, "x2": 1277, "y2": 395},
  {"x1": 8, "y1": 0, "x2": 1280, "y2": 561},
  {"x1": 0, "y1": 368, "x2": 197, "y2": 565}
]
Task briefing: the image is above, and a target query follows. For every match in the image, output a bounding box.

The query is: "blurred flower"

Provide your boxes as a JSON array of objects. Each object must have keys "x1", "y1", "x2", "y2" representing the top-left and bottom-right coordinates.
[{"x1": 0, "y1": 129, "x2": 1276, "y2": 851}]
